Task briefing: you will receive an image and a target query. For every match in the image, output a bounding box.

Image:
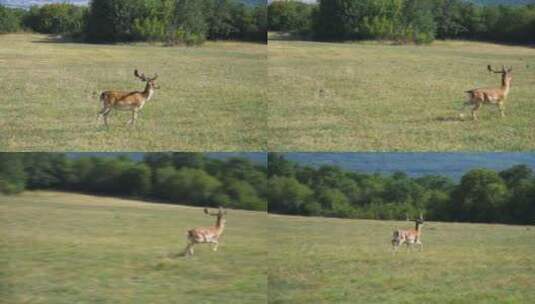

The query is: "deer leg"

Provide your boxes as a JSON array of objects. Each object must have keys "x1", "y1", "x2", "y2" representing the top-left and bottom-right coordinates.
[
  {"x1": 97, "y1": 107, "x2": 109, "y2": 121},
  {"x1": 498, "y1": 102, "x2": 505, "y2": 118},
  {"x1": 471, "y1": 103, "x2": 481, "y2": 120},
  {"x1": 132, "y1": 110, "x2": 139, "y2": 125},
  {"x1": 392, "y1": 242, "x2": 400, "y2": 255},
  {"x1": 126, "y1": 110, "x2": 139, "y2": 126},
  {"x1": 211, "y1": 240, "x2": 219, "y2": 252},
  {"x1": 101, "y1": 108, "x2": 112, "y2": 128},
  {"x1": 184, "y1": 242, "x2": 194, "y2": 256}
]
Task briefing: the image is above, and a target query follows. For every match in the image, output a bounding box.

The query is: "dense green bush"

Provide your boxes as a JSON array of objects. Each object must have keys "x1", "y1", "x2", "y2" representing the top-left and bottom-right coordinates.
[
  {"x1": 24, "y1": 4, "x2": 87, "y2": 35},
  {"x1": 0, "y1": 6, "x2": 24, "y2": 33},
  {"x1": 268, "y1": 0, "x2": 535, "y2": 44},
  {"x1": 86, "y1": 0, "x2": 265, "y2": 44},
  {"x1": 0, "y1": 153, "x2": 266, "y2": 212},
  {"x1": 0, "y1": 154, "x2": 26, "y2": 194},
  {"x1": 0, "y1": 1, "x2": 265, "y2": 44},
  {"x1": 268, "y1": 153, "x2": 535, "y2": 225},
  {"x1": 268, "y1": 0, "x2": 314, "y2": 33}
]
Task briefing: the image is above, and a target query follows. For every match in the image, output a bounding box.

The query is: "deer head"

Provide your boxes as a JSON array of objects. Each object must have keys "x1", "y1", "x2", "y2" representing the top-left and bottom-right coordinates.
[
  {"x1": 488, "y1": 65, "x2": 512, "y2": 86},
  {"x1": 413, "y1": 213, "x2": 424, "y2": 229},
  {"x1": 135, "y1": 69, "x2": 160, "y2": 90},
  {"x1": 204, "y1": 207, "x2": 226, "y2": 226}
]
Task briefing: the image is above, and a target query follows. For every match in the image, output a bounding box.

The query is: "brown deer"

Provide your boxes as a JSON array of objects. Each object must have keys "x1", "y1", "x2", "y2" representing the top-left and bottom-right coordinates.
[
  {"x1": 183, "y1": 207, "x2": 227, "y2": 256},
  {"x1": 97, "y1": 70, "x2": 159, "y2": 127},
  {"x1": 465, "y1": 65, "x2": 513, "y2": 120},
  {"x1": 392, "y1": 214, "x2": 424, "y2": 254}
]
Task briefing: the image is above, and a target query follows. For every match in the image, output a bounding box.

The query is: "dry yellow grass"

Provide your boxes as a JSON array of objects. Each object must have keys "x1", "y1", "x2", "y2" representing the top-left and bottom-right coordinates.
[
  {"x1": 268, "y1": 39, "x2": 535, "y2": 151},
  {"x1": 0, "y1": 34, "x2": 266, "y2": 151}
]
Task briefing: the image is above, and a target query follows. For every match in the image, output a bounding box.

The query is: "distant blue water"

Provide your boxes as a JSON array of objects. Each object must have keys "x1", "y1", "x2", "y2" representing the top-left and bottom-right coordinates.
[{"x1": 283, "y1": 153, "x2": 535, "y2": 180}]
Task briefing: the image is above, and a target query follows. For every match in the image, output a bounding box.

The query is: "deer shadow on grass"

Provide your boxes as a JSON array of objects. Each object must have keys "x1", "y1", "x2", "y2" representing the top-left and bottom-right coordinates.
[
  {"x1": 166, "y1": 251, "x2": 188, "y2": 259},
  {"x1": 433, "y1": 115, "x2": 467, "y2": 123}
]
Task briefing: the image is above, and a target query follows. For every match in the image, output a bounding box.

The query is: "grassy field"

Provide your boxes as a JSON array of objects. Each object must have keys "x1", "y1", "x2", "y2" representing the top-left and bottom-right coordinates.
[
  {"x1": 268, "y1": 38, "x2": 535, "y2": 151},
  {"x1": 0, "y1": 34, "x2": 266, "y2": 151},
  {"x1": 0, "y1": 192, "x2": 268, "y2": 304},
  {"x1": 268, "y1": 214, "x2": 535, "y2": 304}
]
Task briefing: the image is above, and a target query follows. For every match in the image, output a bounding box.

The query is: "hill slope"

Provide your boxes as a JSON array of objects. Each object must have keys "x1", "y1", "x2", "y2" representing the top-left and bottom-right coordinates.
[
  {"x1": 0, "y1": 192, "x2": 268, "y2": 304},
  {"x1": 268, "y1": 213, "x2": 535, "y2": 304},
  {"x1": 268, "y1": 39, "x2": 535, "y2": 151},
  {"x1": 0, "y1": 34, "x2": 266, "y2": 151}
]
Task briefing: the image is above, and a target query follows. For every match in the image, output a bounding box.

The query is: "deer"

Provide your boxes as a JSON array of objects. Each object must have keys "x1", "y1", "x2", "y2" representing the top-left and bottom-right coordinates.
[
  {"x1": 392, "y1": 213, "x2": 424, "y2": 254},
  {"x1": 183, "y1": 207, "x2": 227, "y2": 256},
  {"x1": 97, "y1": 70, "x2": 159, "y2": 128},
  {"x1": 464, "y1": 65, "x2": 513, "y2": 120}
]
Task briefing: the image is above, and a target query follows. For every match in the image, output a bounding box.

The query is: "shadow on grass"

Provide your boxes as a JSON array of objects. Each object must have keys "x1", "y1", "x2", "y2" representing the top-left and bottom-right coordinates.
[
  {"x1": 30, "y1": 34, "x2": 121, "y2": 45},
  {"x1": 31, "y1": 35, "x2": 81, "y2": 44},
  {"x1": 434, "y1": 115, "x2": 468, "y2": 122}
]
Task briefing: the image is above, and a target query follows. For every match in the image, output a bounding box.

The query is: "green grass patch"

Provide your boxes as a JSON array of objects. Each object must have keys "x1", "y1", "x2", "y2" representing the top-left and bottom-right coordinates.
[
  {"x1": 268, "y1": 214, "x2": 535, "y2": 304},
  {"x1": 0, "y1": 34, "x2": 266, "y2": 151},
  {"x1": 0, "y1": 192, "x2": 268, "y2": 304},
  {"x1": 268, "y1": 39, "x2": 535, "y2": 151}
]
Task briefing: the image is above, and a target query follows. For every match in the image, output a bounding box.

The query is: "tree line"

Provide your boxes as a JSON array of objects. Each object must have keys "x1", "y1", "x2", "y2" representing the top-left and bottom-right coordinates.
[
  {"x1": 268, "y1": 153, "x2": 535, "y2": 225},
  {"x1": 268, "y1": 0, "x2": 535, "y2": 44},
  {"x1": 0, "y1": 0, "x2": 266, "y2": 44},
  {"x1": 0, "y1": 153, "x2": 267, "y2": 211}
]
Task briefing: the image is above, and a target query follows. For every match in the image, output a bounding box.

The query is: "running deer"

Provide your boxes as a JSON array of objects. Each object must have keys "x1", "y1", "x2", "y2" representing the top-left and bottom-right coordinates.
[
  {"x1": 97, "y1": 70, "x2": 159, "y2": 127},
  {"x1": 465, "y1": 65, "x2": 513, "y2": 120},
  {"x1": 392, "y1": 214, "x2": 424, "y2": 253},
  {"x1": 183, "y1": 207, "x2": 227, "y2": 256}
]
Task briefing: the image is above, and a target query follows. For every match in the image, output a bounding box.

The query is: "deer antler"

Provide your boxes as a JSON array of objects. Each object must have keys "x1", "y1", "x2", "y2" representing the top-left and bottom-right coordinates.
[
  {"x1": 150, "y1": 73, "x2": 158, "y2": 81},
  {"x1": 488, "y1": 65, "x2": 506, "y2": 74},
  {"x1": 204, "y1": 207, "x2": 225, "y2": 216},
  {"x1": 134, "y1": 69, "x2": 148, "y2": 81}
]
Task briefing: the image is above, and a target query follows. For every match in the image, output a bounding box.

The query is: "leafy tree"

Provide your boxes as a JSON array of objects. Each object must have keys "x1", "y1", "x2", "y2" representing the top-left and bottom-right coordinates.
[
  {"x1": 317, "y1": 187, "x2": 355, "y2": 218},
  {"x1": 86, "y1": 0, "x2": 145, "y2": 42},
  {"x1": 268, "y1": 176, "x2": 312, "y2": 214},
  {"x1": 116, "y1": 163, "x2": 151, "y2": 196},
  {"x1": 268, "y1": 153, "x2": 295, "y2": 177},
  {"x1": 499, "y1": 164, "x2": 533, "y2": 189},
  {"x1": 158, "y1": 167, "x2": 221, "y2": 204},
  {"x1": 22, "y1": 153, "x2": 72, "y2": 190},
  {"x1": 506, "y1": 179, "x2": 535, "y2": 225},
  {"x1": 225, "y1": 179, "x2": 266, "y2": 210},
  {"x1": 0, "y1": 154, "x2": 26, "y2": 194},
  {"x1": 268, "y1": 0, "x2": 313, "y2": 33},
  {"x1": 0, "y1": 5, "x2": 23, "y2": 33},
  {"x1": 452, "y1": 169, "x2": 508, "y2": 222},
  {"x1": 25, "y1": 4, "x2": 87, "y2": 35}
]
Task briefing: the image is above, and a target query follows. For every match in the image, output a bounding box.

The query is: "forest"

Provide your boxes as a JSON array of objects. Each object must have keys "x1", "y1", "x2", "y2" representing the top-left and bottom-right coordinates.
[
  {"x1": 0, "y1": 153, "x2": 267, "y2": 211},
  {"x1": 268, "y1": 0, "x2": 535, "y2": 44},
  {"x1": 0, "y1": 0, "x2": 266, "y2": 44},
  {"x1": 268, "y1": 153, "x2": 535, "y2": 225}
]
